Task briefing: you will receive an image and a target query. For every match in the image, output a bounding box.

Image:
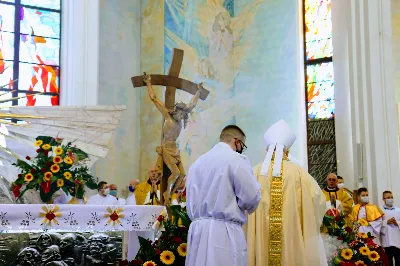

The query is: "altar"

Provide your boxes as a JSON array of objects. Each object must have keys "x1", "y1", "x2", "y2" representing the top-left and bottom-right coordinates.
[{"x1": 0, "y1": 204, "x2": 165, "y2": 265}]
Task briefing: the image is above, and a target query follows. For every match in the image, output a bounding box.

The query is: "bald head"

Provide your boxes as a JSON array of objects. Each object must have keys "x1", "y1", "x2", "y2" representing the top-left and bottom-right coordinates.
[
  {"x1": 326, "y1": 173, "x2": 338, "y2": 189},
  {"x1": 148, "y1": 166, "x2": 160, "y2": 182},
  {"x1": 130, "y1": 179, "x2": 139, "y2": 187},
  {"x1": 109, "y1": 184, "x2": 117, "y2": 190}
]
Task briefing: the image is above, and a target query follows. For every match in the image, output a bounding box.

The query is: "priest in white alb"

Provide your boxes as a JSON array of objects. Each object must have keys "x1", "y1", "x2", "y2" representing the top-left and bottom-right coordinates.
[
  {"x1": 245, "y1": 120, "x2": 327, "y2": 266},
  {"x1": 186, "y1": 125, "x2": 261, "y2": 266}
]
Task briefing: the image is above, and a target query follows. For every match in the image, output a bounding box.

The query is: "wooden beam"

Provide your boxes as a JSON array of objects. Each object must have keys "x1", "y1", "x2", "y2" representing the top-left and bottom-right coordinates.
[
  {"x1": 165, "y1": 49, "x2": 183, "y2": 110},
  {"x1": 131, "y1": 75, "x2": 210, "y2": 101}
]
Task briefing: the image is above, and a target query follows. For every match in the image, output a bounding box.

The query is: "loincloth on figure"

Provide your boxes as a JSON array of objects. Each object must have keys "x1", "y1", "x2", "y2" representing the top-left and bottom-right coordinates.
[{"x1": 155, "y1": 141, "x2": 185, "y2": 175}]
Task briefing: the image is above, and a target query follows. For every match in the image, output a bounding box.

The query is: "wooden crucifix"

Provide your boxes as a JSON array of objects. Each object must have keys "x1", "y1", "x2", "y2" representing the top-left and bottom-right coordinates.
[{"x1": 131, "y1": 48, "x2": 209, "y2": 207}]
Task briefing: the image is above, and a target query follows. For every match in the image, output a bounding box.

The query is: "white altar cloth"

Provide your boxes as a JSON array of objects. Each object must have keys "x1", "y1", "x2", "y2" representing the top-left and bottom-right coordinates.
[{"x1": 0, "y1": 204, "x2": 165, "y2": 232}]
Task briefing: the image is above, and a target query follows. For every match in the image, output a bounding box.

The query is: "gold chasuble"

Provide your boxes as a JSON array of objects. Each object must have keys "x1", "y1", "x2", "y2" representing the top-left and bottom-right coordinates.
[
  {"x1": 322, "y1": 187, "x2": 353, "y2": 215},
  {"x1": 321, "y1": 187, "x2": 354, "y2": 230},
  {"x1": 245, "y1": 161, "x2": 327, "y2": 266},
  {"x1": 134, "y1": 181, "x2": 160, "y2": 205}
]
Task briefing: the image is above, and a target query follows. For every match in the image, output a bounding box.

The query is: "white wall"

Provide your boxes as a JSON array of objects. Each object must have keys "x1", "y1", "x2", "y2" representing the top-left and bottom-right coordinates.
[{"x1": 333, "y1": 0, "x2": 400, "y2": 205}]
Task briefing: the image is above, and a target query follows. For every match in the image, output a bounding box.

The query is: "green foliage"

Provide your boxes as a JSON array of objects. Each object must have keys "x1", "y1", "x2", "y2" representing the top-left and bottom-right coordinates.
[
  {"x1": 133, "y1": 205, "x2": 190, "y2": 266},
  {"x1": 10, "y1": 136, "x2": 97, "y2": 202}
]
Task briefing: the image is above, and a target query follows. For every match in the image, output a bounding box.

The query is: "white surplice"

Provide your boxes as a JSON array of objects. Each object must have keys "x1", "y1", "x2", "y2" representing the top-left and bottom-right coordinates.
[
  {"x1": 86, "y1": 194, "x2": 118, "y2": 205},
  {"x1": 358, "y1": 206, "x2": 383, "y2": 245},
  {"x1": 185, "y1": 142, "x2": 261, "y2": 266}
]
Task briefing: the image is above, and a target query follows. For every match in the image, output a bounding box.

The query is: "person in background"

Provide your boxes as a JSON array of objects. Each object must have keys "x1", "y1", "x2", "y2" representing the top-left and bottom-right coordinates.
[
  {"x1": 381, "y1": 191, "x2": 400, "y2": 266},
  {"x1": 337, "y1": 175, "x2": 354, "y2": 200},
  {"x1": 351, "y1": 187, "x2": 384, "y2": 245},
  {"x1": 126, "y1": 179, "x2": 140, "y2": 205},
  {"x1": 123, "y1": 179, "x2": 141, "y2": 262},
  {"x1": 109, "y1": 184, "x2": 126, "y2": 205},
  {"x1": 171, "y1": 176, "x2": 186, "y2": 208},
  {"x1": 135, "y1": 167, "x2": 161, "y2": 205},
  {"x1": 322, "y1": 173, "x2": 353, "y2": 229},
  {"x1": 87, "y1": 181, "x2": 118, "y2": 205}
]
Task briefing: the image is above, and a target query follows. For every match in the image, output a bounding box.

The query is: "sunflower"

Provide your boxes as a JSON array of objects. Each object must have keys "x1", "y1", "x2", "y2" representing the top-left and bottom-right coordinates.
[
  {"x1": 368, "y1": 251, "x2": 380, "y2": 261},
  {"x1": 177, "y1": 243, "x2": 187, "y2": 257},
  {"x1": 143, "y1": 261, "x2": 156, "y2": 266},
  {"x1": 64, "y1": 157, "x2": 73, "y2": 164},
  {"x1": 359, "y1": 246, "x2": 370, "y2": 256},
  {"x1": 341, "y1": 248, "x2": 353, "y2": 260},
  {"x1": 358, "y1": 218, "x2": 369, "y2": 226},
  {"x1": 357, "y1": 232, "x2": 368, "y2": 239},
  {"x1": 54, "y1": 147, "x2": 63, "y2": 155},
  {"x1": 50, "y1": 164, "x2": 60, "y2": 173},
  {"x1": 64, "y1": 172, "x2": 72, "y2": 180},
  {"x1": 42, "y1": 144, "x2": 51, "y2": 150},
  {"x1": 57, "y1": 179, "x2": 64, "y2": 187},
  {"x1": 160, "y1": 250, "x2": 175, "y2": 265},
  {"x1": 44, "y1": 172, "x2": 53, "y2": 181},
  {"x1": 355, "y1": 261, "x2": 366, "y2": 266},
  {"x1": 53, "y1": 156, "x2": 63, "y2": 164},
  {"x1": 24, "y1": 173, "x2": 34, "y2": 182},
  {"x1": 34, "y1": 140, "x2": 43, "y2": 147}
]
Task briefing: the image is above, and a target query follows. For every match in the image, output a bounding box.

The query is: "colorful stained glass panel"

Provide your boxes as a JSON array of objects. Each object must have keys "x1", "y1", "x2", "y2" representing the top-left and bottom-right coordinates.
[
  {"x1": 304, "y1": 0, "x2": 331, "y2": 25},
  {"x1": 0, "y1": 61, "x2": 13, "y2": 88},
  {"x1": 0, "y1": 32, "x2": 15, "y2": 60},
  {"x1": 18, "y1": 93, "x2": 57, "y2": 106},
  {"x1": 21, "y1": 0, "x2": 61, "y2": 10},
  {"x1": 307, "y1": 100, "x2": 335, "y2": 120},
  {"x1": 19, "y1": 35, "x2": 60, "y2": 65},
  {"x1": 20, "y1": 8, "x2": 60, "y2": 38},
  {"x1": 0, "y1": 4, "x2": 16, "y2": 32},
  {"x1": 306, "y1": 62, "x2": 334, "y2": 84},
  {"x1": 306, "y1": 38, "x2": 333, "y2": 60},
  {"x1": 18, "y1": 62, "x2": 59, "y2": 93},
  {"x1": 307, "y1": 80, "x2": 334, "y2": 102},
  {"x1": 305, "y1": 19, "x2": 332, "y2": 42}
]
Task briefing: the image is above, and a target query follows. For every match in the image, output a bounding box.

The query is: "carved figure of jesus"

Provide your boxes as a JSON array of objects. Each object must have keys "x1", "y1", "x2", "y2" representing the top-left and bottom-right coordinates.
[{"x1": 142, "y1": 73, "x2": 201, "y2": 206}]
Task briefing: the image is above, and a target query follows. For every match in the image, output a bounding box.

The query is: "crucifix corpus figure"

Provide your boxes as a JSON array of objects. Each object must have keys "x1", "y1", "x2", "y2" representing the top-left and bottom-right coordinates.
[
  {"x1": 142, "y1": 73, "x2": 203, "y2": 206},
  {"x1": 132, "y1": 48, "x2": 209, "y2": 207}
]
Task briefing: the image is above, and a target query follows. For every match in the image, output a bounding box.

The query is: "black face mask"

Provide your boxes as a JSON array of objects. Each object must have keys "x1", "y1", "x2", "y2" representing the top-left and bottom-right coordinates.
[
  {"x1": 236, "y1": 148, "x2": 243, "y2": 154},
  {"x1": 129, "y1": 185, "x2": 135, "y2": 192}
]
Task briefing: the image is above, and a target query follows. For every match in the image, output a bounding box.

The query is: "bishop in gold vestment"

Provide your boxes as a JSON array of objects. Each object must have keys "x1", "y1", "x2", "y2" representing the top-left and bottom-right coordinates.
[{"x1": 245, "y1": 120, "x2": 327, "y2": 266}]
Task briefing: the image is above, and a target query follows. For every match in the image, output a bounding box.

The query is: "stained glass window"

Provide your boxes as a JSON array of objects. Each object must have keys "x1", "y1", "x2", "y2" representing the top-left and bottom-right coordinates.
[
  {"x1": 304, "y1": 0, "x2": 334, "y2": 119},
  {"x1": 0, "y1": 0, "x2": 61, "y2": 106},
  {"x1": 304, "y1": 0, "x2": 336, "y2": 186}
]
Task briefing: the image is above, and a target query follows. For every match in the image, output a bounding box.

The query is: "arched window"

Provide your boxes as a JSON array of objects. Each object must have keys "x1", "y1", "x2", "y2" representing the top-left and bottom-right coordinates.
[
  {"x1": 0, "y1": 0, "x2": 61, "y2": 106},
  {"x1": 303, "y1": 0, "x2": 336, "y2": 186}
]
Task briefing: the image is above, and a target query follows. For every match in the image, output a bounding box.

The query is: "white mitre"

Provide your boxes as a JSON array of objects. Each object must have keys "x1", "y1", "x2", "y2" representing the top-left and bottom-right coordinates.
[{"x1": 261, "y1": 120, "x2": 296, "y2": 177}]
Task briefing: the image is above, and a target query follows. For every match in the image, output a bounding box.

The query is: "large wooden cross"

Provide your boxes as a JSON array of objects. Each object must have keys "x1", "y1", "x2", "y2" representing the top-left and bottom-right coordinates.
[{"x1": 131, "y1": 48, "x2": 209, "y2": 206}]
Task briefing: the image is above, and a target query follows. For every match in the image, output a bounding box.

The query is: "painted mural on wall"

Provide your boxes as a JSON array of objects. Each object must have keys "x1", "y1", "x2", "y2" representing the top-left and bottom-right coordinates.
[{"x1": 139, "y1": 0, "x2": 304, "y2": 179}]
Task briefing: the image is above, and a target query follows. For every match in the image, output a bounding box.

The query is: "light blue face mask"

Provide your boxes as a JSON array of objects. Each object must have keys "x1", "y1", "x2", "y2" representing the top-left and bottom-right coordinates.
[{"x1": 109, "y1": 190, "x2": 117, "y2": 196}]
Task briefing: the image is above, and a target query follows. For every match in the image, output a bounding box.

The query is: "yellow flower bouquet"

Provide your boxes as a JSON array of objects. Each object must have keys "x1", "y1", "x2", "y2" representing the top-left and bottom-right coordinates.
[{"x1": 11, "y1": 136, "x2": 98, "y2": 203}]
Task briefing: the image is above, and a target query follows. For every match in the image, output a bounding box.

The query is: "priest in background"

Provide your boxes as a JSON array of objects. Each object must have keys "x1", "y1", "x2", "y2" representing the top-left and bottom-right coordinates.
[
  {"x1": 245, "y1": 120, "x2": 327, "y2": 266},
  {"x1": 351, "y1": 187, "x2": 384, "y2": 245},
  {"x1": 109, "y1": 184, "x2": 126, "y2": 205},
  {"x1": 134, "y1": 166, "x2": 161, "y2": 205},
  {"x1": 322, "y1": 173, "x2": 353, "y2": 228},
  {"x1": 87, "y1": 181, "x2": 118, "y2": 205}
]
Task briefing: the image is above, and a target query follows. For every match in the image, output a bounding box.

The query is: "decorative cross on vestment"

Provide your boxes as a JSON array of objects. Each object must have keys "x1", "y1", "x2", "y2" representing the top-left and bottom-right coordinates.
[{"x1": 131, "y1": 48, "x2": 210, "y2": 206}]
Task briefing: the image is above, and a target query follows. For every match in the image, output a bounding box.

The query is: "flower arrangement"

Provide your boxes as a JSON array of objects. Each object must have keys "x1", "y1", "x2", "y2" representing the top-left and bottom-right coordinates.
[
  {"x1": 117, "y1": 205, "x2": 190, "y2": 266},
  {"x1": 322, "y1": 209, "x2": 389, "y2": 265},
  {"x1": 11, "y1": 136, "x2": 98, "y2": 203}
]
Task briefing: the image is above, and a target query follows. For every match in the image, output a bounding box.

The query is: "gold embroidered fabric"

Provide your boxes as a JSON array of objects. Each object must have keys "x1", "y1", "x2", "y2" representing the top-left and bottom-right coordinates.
[{"x1": 268, "y1": 160, "x2": 284, "y2": 266}]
